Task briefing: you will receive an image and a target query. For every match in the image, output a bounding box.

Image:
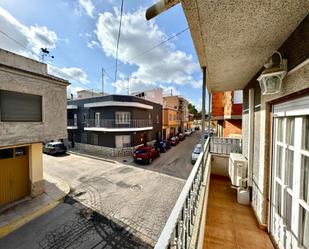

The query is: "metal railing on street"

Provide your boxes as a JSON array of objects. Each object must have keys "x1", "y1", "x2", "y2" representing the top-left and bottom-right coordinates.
[
  {"x1": 210, "y1": 137, "x2": 242, "y2": 154},
  {"x1": 86, "y1": 119, "x2": 152, "y2": 128},
  {"x1": 67, "y1": 119, "x2": 77, "y2": 127}
]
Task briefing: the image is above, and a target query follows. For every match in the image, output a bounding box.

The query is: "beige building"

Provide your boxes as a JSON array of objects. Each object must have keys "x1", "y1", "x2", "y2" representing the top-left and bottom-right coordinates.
[
  {"x1": 163, "y1": 95, "x2": 189, "y2": 132},
  {"x1": 0, "y1": 49, "x2": 69, "y2": 207}
]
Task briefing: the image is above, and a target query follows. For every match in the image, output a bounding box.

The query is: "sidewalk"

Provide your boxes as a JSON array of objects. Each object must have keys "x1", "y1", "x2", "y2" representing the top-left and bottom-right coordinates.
[
  {"x1": 68, "y1": 149, "x2": 134, "y2": 165},
  {"x1": 0, "y1": 174, "x2": 70, "y2": 238}
]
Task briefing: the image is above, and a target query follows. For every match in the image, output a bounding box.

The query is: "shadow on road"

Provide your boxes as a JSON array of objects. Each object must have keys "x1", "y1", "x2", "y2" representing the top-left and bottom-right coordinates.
[{"x1": 36, "y1": 196, "x2": 151, "y2": 249}]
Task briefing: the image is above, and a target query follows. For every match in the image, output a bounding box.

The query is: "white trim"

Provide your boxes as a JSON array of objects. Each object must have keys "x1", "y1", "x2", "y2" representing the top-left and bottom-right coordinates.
[
  {"x1": 67, "y1": 105, "x2": 78, "y2": 109},
  {"x1": 287, "y1": 58, "x2": 309, "y2": 76},
  {"x1": 67, "y1": 126, "x2": 78, "y2": 129},
  {"x1": 84, "y1": 126, "x2": 153, "y2": 132},
  {"x1": 84, "y1": 101, "x2": 153, "y2": 110}
]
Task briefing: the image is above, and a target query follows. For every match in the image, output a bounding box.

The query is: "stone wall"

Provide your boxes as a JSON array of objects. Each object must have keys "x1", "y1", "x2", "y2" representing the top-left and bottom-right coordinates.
[{"x1": 73, "y1": 140, "x2": 156, "y2": 157}]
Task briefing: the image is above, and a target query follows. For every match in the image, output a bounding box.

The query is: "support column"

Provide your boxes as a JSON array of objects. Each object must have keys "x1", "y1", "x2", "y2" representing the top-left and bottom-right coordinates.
[
  {"x1": 201, "y1": 67, "x2": 206, "y2": 146},
  {"x1": 29, "y1": 143, "x2": 44, "y2": 197}
]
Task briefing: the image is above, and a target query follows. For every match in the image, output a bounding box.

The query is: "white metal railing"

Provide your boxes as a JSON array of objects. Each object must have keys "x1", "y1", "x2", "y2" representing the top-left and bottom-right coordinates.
[
  {"x1": 154, "y1": 138, "x2": 210, "y2": 249},
  {"x1": 210, "y1": 137, "x2": 242, "y2": 154},
  {"x1": 85, "y1": 119, "x2": 152, "y2": 128}
]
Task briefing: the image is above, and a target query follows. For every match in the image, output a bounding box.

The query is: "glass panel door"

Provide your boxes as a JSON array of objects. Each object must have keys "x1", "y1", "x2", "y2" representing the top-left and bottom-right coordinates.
[
  {"x1": 95, "y1": 112, "x2": 100, "y2": 127},
  {"x1": 271, "y1": 113, "x2": 309, "y2": 249}
]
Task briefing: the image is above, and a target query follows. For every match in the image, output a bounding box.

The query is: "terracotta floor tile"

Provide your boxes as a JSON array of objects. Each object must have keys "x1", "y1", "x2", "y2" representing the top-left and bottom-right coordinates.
[{"x1": 203, "y1": 175, "x2": 275, "y2": 249}]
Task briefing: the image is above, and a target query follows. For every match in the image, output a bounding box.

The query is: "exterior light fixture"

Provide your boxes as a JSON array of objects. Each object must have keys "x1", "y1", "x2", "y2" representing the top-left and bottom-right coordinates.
[{"x1": 257, "y1": 52, "x2": 287, "y2": 95}]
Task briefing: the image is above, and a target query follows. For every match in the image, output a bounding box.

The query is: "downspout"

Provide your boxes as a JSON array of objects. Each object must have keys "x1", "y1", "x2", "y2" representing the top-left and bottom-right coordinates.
[
  {"x1": 146, "y1": 0, "x2": 180, "y2": 20},
  {"x1": 201, "y1": 67, "x2": 206, "y2": 146}
]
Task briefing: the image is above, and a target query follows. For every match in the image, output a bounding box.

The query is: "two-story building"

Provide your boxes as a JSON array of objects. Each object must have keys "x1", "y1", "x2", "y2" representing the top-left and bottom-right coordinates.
[
  {"x1": 67, "y1": 93, "x2": 162, "y2": 156},
  {"x1": 163, "y1": 95, "x2": 189, "y2": 133},
  {"x1": 0, "y1": 49, "x2": 69, "y2": 207},
  {"x1": 162, "y1": 106, "x2": 180, "y2": 139}
]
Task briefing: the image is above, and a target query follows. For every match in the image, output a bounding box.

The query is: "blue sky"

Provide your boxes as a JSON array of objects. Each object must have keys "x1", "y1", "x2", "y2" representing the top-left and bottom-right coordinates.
[{"x1": 0, "y1": 0, "x2": 206, "y2": 110}]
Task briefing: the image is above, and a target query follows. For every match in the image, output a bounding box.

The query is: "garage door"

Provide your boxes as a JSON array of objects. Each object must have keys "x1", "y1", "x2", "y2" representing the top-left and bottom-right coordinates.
[{"x1": 0, "y1": 146, "x2": 29, "y2": 207}]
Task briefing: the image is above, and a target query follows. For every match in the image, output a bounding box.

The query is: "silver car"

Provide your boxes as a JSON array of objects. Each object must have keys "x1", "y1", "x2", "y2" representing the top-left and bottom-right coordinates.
[{"x1": 191, "y1": 144, "x2": 202, "y2": 164}]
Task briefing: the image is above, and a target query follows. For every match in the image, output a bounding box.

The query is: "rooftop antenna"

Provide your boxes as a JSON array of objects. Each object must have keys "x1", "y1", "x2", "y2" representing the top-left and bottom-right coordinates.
[
  {"x1": 101, "y1": 68, "x2": 105, "y2": 95},
  {"x1": 40, "y1": 48, "x2": 54, "y2": 62}
]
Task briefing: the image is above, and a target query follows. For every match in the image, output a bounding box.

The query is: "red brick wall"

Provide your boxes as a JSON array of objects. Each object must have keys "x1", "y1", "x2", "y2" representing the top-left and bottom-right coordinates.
[
  {"x1": 212, "y1": 92, "x2": 224, "y2": 118},
  {"x1": 223, "y1": 120, "x2": 242, "y2": 137}
]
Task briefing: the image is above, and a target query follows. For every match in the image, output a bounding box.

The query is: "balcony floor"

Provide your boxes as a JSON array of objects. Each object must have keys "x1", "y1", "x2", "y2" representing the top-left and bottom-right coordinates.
[{"x1": 204, "y1": 175, "x2": 275, "y2": 249}]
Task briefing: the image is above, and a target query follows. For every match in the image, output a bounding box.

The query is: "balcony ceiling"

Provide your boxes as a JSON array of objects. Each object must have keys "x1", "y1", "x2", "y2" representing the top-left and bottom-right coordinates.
[{"x1": 181, "y1": 0, "x2": 308, "y2": 92}]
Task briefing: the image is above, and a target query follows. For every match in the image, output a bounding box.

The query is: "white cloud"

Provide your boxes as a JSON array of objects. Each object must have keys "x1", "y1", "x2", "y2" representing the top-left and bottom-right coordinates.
[
  {"x1": 77, "y1": 0, "x2": 95, "y2": 18},
  {"x1": 0, "y1": 7, "x2": 57, "y2": 58},
  {"x1": 159, "y1": 84, "x2": 181, "y2": 96},
  {"x1": 96, "y1": 8, "x2": 199, "y2": 93},
  {"x1": 67, "y1": 85, "x2": 85, "y2": 98},
  {"x1": 48, "y1": 65, "x2": 90, "y2": 84},
  {"x1": 87, "y1": 40, "x2": 100, "y2": 49}
]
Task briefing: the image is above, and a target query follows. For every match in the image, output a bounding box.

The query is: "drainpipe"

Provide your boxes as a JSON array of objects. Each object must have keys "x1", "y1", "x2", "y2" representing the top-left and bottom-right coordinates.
[
  {"x1": 145, "y1": 0, "x2": 180, "y2": 20},
  {"x1": 201, "y1": 67, "x2": 206, "y2": 146},
  {"x1": 208, "y1": 90, "x2": 211, "y2": 138}
]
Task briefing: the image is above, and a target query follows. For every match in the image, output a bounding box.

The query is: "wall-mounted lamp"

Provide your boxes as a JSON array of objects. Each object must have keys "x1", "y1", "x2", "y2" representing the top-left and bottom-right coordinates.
[{"x1": 257, "y1": 51, "x2": 287, "y2": 95}]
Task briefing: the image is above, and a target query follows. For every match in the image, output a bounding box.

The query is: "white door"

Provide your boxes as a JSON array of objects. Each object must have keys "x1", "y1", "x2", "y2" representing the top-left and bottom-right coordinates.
[
  {"x1": 115, "y1": 135, "x2": 131, "y2": 148},
  {"x1": 271, "y1": 95, "x2": 309, "y2": 249},
  {"x1": 73, "y1": 113, "x2": 77, "y2": 126},
  {"x1": 95, "y1": 112, "x2": 100, "y2": 127}
]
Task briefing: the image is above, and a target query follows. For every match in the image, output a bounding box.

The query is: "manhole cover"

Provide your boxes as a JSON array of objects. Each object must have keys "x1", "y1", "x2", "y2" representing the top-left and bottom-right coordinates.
[{"x1": 130, "y1": 184, "x2": 142, "y2": 192}]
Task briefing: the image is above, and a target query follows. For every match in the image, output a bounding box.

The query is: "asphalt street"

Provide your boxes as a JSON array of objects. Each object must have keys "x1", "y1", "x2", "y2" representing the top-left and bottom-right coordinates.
[
  {"x1": 124, "y1": 131, "x2": 201, "y2": 179},
  {"x1": 0, "y1": 132, "x2": 201, "y2": 248}
]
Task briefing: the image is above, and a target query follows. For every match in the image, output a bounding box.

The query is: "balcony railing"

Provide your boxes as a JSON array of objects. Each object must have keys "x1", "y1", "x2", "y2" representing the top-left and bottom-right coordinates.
[
  {"x1": 210, "y1": 137, "x2": 242, "y2": 154},
  {"x1": 155, "y1": 138, "x2": 211, "y2": 249},
  {"x1": 67, "y1": 119, "x2": 77, "y2": 127},
  {"x1": 85, "y1": 119, "x2": 152, "y2": 128}
]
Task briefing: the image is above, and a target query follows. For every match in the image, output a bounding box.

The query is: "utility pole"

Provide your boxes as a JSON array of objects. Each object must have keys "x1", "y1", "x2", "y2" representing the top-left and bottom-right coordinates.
[
  {"x1": 101, "y1": 68, "x2": 105, "y2": 95},
  {"x1": 127, "y1": 76, "x2": 137, "y2": 95},
  {"x1": 127, "y1": 76, "x2": 130, "y2": 95}
]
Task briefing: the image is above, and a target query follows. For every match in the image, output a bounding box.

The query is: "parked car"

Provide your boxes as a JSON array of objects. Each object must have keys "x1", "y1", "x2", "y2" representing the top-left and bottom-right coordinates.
[
  {"x1": 154, "y1": 140, "x2": 171, "y2": 152},
  {"x1": 169, "y1": 136, "x2": 179, "y2": 146},
  {"x1": 195, "y1": 126, "x2": 200, "y2": 131},
  {"x1": 190, "y1": 128, "x2": 195, "y2": 133},
  {"x1": 133, "y1": 145, "x2": 160, "y2": 164},
  {"x1": 43, "y1": 142, "x2": 67, "y2": 155},
  {"x1": 184, "y1": 130, "x2": 192, "y2": 136},
  {"x1": 191, "y1": 143, "x2": 202, "y2": 164},
  {"x1": 178, "y1": 133, "x2": 186, "y2": 141}
]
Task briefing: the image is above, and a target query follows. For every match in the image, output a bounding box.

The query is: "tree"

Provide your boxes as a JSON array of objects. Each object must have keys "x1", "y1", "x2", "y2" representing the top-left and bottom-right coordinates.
[{"x1": 188, "y1": 103, "x2": 199, "y2": 118}]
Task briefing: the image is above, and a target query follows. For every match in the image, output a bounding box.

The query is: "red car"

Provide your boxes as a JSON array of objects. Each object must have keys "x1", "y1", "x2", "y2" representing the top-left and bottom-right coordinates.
[
  {"x1": 133, "y1": 145, "x2": 160, "y2": 164},
  {"x1": 169, "y1": 136, "x2": 180, "y2": 146}
]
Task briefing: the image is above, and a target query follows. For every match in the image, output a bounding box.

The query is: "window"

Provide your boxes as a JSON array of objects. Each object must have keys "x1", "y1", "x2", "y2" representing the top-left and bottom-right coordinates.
[
  {"x1": 73, "y1": 114, "x2": 77, "y2": 126},
  {"x1": 233, "y1": 90, "x2": 243, "y2": 104},
  {"x1": 0, "y1": 148, "x2": 13, "y2": 159},
  {"x1": 115, "y1": 112, "x2": 130, "y2": 124},
  {"x1": 115, "y1": 135, "x2": 131, "y2": 148},
  {"x1": 92, "y1": 133, "x2": 99, "y2": 145},
  {"x1": 95, "y1": 112, "x2": 100, "y2": 127},
  {"x1": 0, "y1": 90, "x2": 42, "y2": 122},
  {"x1": 271, "y1": 113, "x2": 309, "y2": 249}
]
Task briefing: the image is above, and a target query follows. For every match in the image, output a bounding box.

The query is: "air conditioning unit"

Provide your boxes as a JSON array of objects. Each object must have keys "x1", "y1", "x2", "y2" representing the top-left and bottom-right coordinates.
[{"x1": 229, "y1": 153, "x2": 248, "y2": 188}]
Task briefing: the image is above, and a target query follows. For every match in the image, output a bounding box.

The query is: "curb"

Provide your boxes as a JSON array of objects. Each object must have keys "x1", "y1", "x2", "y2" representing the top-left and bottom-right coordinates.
[
  {"x1": 0, "y1": 175, "x2": 70, "y2": 239},
  {"x1": 68, "y1": 150, "x2": 118, "y2": 164},
  {"x1": 0, "y1": 201, "x2": 59, "y2": 238}
]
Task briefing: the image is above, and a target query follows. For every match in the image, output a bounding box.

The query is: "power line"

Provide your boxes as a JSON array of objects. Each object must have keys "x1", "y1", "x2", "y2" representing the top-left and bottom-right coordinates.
[
  {"x1": 0, "y1": 30, "x2": 41, "y2": 60},
  {"x1": 114, "y1": 0, "x2": 124, "y2": 89},
  {"x1": 0, "y1": 29, "x2": 97, "y2": 91},
  {"x1": 128, "y1": 27, "x2": 189, "y2": 62}
]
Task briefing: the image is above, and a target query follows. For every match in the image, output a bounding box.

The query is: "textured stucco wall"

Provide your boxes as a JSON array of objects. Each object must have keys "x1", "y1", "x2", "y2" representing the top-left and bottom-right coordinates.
[
  {"x1": 29, "y1": 143, "x2": 44, "y2": 197},
  {"x1": 242, "y1": 17, "x2": 309, "y2": 226},
  {"x1": 0, "y1": 67, "x2": 68, "y2": 147}
]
